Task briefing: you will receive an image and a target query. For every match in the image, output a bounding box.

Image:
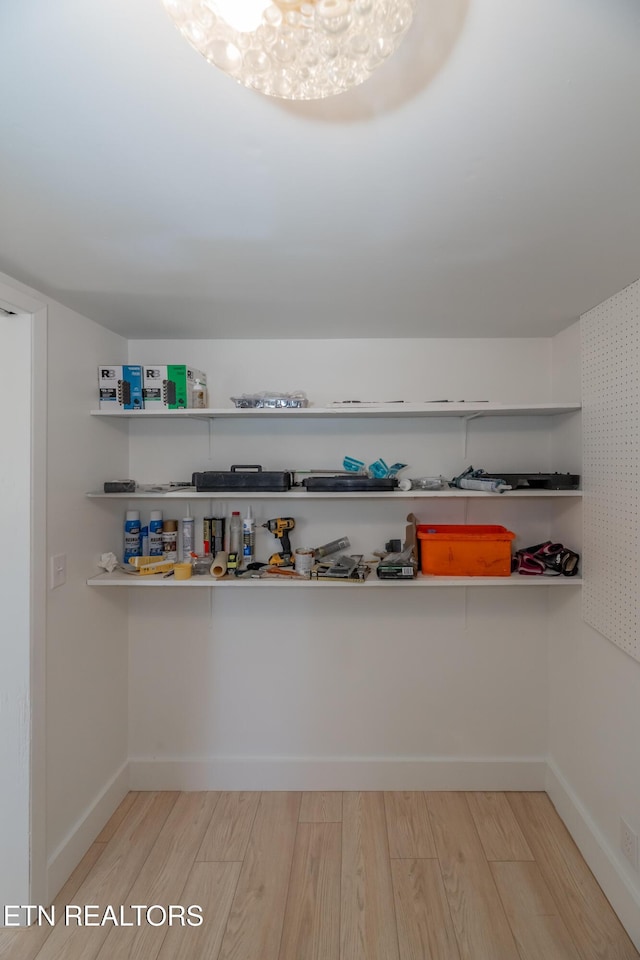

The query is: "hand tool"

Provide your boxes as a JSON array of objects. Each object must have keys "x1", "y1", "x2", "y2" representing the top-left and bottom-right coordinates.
[{"x1": 262, "y1": 517, "x2": 295, "y2": 566}]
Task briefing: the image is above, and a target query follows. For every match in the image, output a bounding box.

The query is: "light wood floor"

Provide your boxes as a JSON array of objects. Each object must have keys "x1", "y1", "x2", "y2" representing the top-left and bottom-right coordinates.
[{"x1": 2, "y1": 791, "x2": 637, "y2": 960}]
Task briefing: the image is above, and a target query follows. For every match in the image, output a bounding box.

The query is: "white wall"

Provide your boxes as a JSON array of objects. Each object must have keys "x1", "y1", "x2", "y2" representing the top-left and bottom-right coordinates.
[
  {"x1": 548, "y1": 309, "x2": 640, "y2": 948},
  {"x1": 126, "y1": 337, "x2": 575, "y2": 789},
  {"x1": 0, "y1": 311, "x2": 32, "y2": 911},
  {"x1": 45, "y1": 298, "x2": 130, "y2": 896}
]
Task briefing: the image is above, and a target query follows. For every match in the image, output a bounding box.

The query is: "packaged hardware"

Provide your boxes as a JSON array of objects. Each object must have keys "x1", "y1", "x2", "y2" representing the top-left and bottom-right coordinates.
[
  {"x1": 376, "y1": 548, "x2": 417, "y2": 579},
  {"x1": 98, "y1": 365, "x2": 143, "y2": 411},
  {"x1": 230, "y1": 391, "x2": 308, "y2": 409},
  {"x1": 143, "y1": 365, "x2": 207, "y2": 409}
]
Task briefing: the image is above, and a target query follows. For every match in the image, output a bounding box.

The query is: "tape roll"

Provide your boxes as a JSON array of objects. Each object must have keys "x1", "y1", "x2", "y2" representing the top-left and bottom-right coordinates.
[
  {"x1": 173, "y1": 562, "x2": 192, "y2": 580},
  {"x1": 294, "y1": 548, "x2": 314, "y2": 576},
  {"x1": 210, "y1": 551, "x2": 228, "y2": 579}
]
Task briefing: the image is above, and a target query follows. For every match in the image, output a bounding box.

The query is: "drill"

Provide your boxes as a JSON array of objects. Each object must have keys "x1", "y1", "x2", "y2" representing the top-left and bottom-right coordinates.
[{"x1": 263, "y1": 517, "x2": 295, "y2": 566}]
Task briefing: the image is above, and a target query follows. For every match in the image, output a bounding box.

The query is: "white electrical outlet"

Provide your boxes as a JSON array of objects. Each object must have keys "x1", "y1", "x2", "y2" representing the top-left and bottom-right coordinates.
[
  {"x1": 50, "y1": 554, "x2": 67, "y2": 590},
  {"x1": 620, "y1": 818, "x2": 638, "y2": 870}
]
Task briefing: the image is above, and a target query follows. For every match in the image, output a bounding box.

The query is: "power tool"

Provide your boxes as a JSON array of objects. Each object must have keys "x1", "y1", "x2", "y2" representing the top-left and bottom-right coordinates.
[{"x1": 262, "y1": 517, "x2": 295, "y2": 566}]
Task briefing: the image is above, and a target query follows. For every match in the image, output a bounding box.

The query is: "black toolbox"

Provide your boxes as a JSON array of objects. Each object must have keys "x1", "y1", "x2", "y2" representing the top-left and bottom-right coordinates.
[
  {"x1": 303, "y1": 475, "x2": 398, "y2": 492},
  {"x1": 481, "y1": 472, "x2": 580, "y2": 490},
  {"x1": 192, "y1": 465, "x2": 292, "y2": 492}
]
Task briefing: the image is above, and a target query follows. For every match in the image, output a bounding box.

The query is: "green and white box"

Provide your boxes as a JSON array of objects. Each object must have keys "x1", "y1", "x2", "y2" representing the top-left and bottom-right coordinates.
[{"x1": 143, "y1": 366, "x2": 207, "y2": 409}]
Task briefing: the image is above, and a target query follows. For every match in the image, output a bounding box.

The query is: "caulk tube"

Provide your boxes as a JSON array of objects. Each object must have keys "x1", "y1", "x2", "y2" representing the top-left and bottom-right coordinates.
[
  {"x1": 313, "y1": 536, "x2": 350, "y2": 559},
  {"x1": 457, "y1": 478, "x2": 512, "y2": 493},
  {"x1": 242, "y1": 506, "x2": 255, "y2": 567},
  {"x1": 181, "y1": 513, "x2": 195, "y2": 561}
]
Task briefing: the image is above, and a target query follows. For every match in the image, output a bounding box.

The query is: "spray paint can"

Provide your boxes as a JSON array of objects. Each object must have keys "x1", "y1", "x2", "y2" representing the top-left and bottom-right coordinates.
[
  {"x1": 181, "y1": 516, "x2": 194, "y2": 561},
  {"x1": 141, "y1": 525, "x2": 149, "y2": 556},
  {"x1": 229, "y1": 511, "x2": 242, "y2": 555},
  {"x1": 203, "y1": 517, "x2": 213, "y2": 555},
  {"x1": 242, "y1": 506, "x2": 255, "y2": 567},
  {"x1": 162, "y1": 520, "x2": 178, "y2": 562},
  {"x1": 213, "y1": 517, "x2": 226, "y2": 556},
  {"x1": 149, "y1": 510, "x2": 163, "y2": 556},
  {"x1": 124, "y1": 510, "x2": 141, "y2": 561}
]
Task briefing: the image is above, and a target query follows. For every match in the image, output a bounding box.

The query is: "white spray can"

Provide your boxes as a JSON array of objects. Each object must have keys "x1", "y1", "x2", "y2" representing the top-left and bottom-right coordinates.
[
  {"x1": 123, "y1": 510, "x2": 141, "y2": 562},
  {"x1": 149, "y1": 510, "x2": 163, "y2": 556}
]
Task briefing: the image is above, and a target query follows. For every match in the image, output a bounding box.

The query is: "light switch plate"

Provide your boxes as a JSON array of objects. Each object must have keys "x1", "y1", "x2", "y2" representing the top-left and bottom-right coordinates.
[{"x1": 50, "y1": 554, "x2": 67, "y2": 589}]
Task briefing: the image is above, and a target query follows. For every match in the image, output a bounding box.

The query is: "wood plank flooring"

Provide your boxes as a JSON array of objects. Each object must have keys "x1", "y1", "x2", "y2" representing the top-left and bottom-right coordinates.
[{"x1": 1, "y1": 791, "x2": 637, "y2": 960}]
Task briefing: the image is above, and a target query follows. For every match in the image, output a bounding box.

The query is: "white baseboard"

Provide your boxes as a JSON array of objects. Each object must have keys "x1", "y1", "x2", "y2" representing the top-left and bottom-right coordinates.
[
  {"x1": 546, "y1": 759, "x2": 640, "y2": 952},
  {"x1": 46, "y1": 761, "x2": 129, "y2": 902},
  {"x1": 129, "y1": 756, "x2": 546, "y2": 792}
]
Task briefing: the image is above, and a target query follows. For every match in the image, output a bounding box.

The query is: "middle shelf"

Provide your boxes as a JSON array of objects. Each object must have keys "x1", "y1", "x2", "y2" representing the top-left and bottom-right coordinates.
[{"x1": 87, "y1": 489, "x2": 583, "y2": 501}]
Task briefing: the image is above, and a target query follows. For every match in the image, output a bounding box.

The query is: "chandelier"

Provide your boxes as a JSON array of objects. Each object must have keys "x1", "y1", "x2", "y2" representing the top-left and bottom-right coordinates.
[{"x1": 161, "y1": 0, "x2": 416, "y2": 100}]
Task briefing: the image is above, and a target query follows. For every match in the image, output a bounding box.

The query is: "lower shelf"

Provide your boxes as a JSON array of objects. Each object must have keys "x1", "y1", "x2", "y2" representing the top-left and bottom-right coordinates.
[{"x1": 86, "y1": 572, "x2": 583, "y2": 589}]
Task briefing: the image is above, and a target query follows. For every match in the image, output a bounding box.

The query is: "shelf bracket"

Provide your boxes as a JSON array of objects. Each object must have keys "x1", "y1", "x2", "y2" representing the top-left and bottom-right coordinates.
[{"x1": 461, "y1": 413, "x2": 480, "y2": 459}]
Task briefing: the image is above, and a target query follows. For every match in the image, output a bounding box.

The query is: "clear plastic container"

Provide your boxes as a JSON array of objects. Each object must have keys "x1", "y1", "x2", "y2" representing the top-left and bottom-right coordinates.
[{"x1": 409, "y1": 477, "x2": 447, "y2": 490}]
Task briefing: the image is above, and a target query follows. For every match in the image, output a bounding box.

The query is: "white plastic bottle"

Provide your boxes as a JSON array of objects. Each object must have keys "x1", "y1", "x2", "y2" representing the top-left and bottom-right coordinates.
[{"x1": 242, "y1": 506, "x2": 255, "y2": 567}]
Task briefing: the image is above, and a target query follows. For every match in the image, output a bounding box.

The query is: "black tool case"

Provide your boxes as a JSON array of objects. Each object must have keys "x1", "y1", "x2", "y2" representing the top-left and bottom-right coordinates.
[
  {"x1": 303, "y1": 475, "x2": 398, "y2": 492},
  {"x1": 192, "y1": 465, "x2": 292, "y2": 492},
  {"x1": 482, "y1": 472, "x2": 580, "y2": 490}
]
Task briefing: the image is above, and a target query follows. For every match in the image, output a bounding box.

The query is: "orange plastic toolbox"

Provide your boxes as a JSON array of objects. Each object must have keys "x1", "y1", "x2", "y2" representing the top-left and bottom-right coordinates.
[{"x1": 416, "y1": 524, "x2": 516, "y2": 577}]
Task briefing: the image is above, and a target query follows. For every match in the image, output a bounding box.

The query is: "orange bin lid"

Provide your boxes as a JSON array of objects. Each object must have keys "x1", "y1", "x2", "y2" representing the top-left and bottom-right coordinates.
[{"x1": 417, "y1": 524, "x2": 515, "y2": 541}]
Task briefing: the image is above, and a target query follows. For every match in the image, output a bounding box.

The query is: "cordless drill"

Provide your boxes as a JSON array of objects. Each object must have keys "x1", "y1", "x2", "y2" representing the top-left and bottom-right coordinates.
[{"x1": 263, "y1": 517, "x2": 295, "y2": 566}]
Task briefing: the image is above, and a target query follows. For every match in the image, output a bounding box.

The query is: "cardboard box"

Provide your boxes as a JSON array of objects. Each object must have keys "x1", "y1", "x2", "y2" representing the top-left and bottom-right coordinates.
[
  {"x1": 98, "y1": 365, "x2": 143, "y2": 411},
  {"x1": 186, "y1": 367, "x2": 208, "y2": 408},
  {"x1": 143, "y1": 365, "x2": 207, "y2": 409}
]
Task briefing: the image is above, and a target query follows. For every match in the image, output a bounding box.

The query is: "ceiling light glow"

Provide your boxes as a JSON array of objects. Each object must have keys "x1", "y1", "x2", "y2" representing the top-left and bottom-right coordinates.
[{"x1": 162, "y1": 0, "x2": 416, "y2": 100}]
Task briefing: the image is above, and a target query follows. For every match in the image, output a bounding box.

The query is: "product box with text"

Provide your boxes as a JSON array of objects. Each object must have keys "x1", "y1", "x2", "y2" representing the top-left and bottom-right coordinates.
[
  {"x1": 143, "y1": 366, "x2": 207, "y2": 409},
  {"x1": 98, "y1": 365, "x2": 144, "y2": 410}
]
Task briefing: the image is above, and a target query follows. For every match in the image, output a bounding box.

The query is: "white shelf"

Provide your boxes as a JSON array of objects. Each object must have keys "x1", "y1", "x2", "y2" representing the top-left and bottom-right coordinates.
[
  {"x1": 90, "y1": 402, "x2": 581, "y2": 420},
  {"x1": 87, "y1": 572, "x2": 583, "y2": 589},
  {"x1": 87, "y1": 489, "x2": 582, "y2": 501}
]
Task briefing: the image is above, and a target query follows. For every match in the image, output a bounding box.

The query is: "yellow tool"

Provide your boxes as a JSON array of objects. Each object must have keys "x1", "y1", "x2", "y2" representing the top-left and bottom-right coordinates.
[{"x1": 262, "y1": 517, "x2": 295, "y2": 566}]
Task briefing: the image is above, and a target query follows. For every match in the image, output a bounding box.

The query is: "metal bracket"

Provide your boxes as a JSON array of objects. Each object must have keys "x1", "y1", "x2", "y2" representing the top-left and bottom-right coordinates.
[{"x1": 461, "y1": 413, "x2": 481, "y2": 459}]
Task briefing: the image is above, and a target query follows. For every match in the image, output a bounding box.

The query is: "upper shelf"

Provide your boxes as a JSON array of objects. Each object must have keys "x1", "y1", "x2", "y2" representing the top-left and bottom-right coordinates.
[{"x1": 89, "y1": 402, "x2": 581, "y2": 420}]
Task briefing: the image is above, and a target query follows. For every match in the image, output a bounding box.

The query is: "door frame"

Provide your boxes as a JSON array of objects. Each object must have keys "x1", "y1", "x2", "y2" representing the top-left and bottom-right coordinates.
[{"x1": 0, "y1": 276, "x2": 48, "y2": 906}]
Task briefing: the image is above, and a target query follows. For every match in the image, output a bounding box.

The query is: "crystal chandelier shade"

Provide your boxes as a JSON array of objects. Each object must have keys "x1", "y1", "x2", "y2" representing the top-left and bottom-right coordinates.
[{"x1": 161, "y1": 0, "x2": 416, "y2": 100}]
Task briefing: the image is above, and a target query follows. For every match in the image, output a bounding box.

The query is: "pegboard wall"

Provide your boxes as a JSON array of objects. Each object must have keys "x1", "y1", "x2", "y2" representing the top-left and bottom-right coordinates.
[{"x1": 582, "y1": 279, "x2": 640, "y2": 662}]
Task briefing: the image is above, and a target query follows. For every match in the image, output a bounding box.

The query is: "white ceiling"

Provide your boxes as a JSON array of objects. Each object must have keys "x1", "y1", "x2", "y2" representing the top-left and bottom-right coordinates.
[{"x1": 2, "y1": 0, "x2": 640, "y2": 339}]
